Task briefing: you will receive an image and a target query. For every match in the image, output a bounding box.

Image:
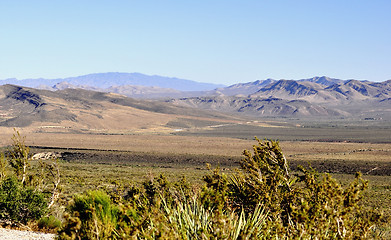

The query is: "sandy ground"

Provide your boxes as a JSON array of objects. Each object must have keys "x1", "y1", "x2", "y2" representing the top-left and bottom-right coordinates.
[{"x1": 0, "y1": 228, "x2": 55, "y2": 240}]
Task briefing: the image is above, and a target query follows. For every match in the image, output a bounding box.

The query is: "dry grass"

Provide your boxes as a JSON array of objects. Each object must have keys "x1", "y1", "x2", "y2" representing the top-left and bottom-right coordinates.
[
  {"x1": 280, "y1": 141, "x2": 391, "y2": 162},
  {"x1": 0, "y1": 132, "x2": 253, "y2": 156},
  {"x1": 0, "y1": 132, "x2": 390, "y2": 162}
]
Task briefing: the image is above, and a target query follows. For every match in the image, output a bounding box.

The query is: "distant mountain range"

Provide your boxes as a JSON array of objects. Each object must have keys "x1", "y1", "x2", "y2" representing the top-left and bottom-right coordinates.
[
  {"x1": 0, "y1": 72, "x2": 225, "y2": 92},
  {"x1": 1, "y1": 74, "x2": 390, "y2": 120}
]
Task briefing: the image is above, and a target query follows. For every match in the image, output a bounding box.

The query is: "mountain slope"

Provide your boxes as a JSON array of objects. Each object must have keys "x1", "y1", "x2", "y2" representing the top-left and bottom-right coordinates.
[
  {"x1": 246, "y1": 78, "x2": 391, "y2": 104},
  {"x1": 252, "y1": 80, "x2": 319, "y2": 98},
  {"x1": 169, "y1": 95, "x2": 347, "y2": 117},
  {"x1": 216, "y1": 76, "x2": 345, "y2": 97},
  {"x1": 325, "y1": 80, "x2": 390, "y2": 100},
  {"x1": 297, "y1": 76, "x2": 345, "y2": 86},
  {"x1": 215, "y1": 79, "x2": 276, "y2": 96},
  {"x1": 249, "y1": 80, "x2": 341, "y2": 103}
]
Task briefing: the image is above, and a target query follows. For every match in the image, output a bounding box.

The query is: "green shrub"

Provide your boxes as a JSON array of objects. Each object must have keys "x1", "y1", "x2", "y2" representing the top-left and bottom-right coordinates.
[
  {"x1": 200, "y1": 166, "x2": 230, "y2": 212},
  {"x1": 201, "y1": 138, "x2": 381, "y2": 238},
  {"x1": 8, "y1": 130, "x2": 30, "y2": 185},
  {"x1": 229, "y1": 139, "x2": 295, "y2": 215},
  {"x1": 38, "y1": 215, "x2": 62, "y2": 230},
  {"x1": 58, "y1": 190, "x2": 120, "y2": 240},
  {"x1": 0, "y1": 176, "x2": 47, "y2": 224}
]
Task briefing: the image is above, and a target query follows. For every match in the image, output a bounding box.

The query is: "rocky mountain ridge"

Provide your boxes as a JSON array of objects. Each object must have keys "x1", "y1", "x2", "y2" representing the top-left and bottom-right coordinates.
[{"x1": 170, "y1": 77, "x2": 391, "y2": 119}]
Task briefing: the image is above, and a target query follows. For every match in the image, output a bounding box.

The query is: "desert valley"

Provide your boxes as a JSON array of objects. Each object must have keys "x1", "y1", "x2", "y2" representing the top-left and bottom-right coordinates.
[
  {"x1": 0, "y1": 73, "x2": 390, "y2": 238},
  {"x1": 2, "y1": 1, "x2": 390, "y2": 238}
]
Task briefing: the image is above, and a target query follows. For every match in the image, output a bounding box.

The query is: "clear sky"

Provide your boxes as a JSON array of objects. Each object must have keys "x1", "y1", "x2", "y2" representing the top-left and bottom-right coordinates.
[{"x1": 0, "y1": 0, "x2": 390, "y2": 85}]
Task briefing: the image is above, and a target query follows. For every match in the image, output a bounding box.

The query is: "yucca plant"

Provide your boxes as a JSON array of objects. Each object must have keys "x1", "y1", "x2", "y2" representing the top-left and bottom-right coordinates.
[
  {"x1": 161, "y1": 194, "x2": 212, "y2": 239},
  {"x1": 160, "y1": 190, "x2": 269, "y2": 240},
  {"x1": 230, "y1": 203, "x2": 268, "y2": 240}
]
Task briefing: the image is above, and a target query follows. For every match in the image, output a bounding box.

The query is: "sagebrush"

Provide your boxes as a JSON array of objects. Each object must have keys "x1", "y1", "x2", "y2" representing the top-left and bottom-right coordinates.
[{"x1": 58, "y1": 138, "x2": 382, "y2": 239}]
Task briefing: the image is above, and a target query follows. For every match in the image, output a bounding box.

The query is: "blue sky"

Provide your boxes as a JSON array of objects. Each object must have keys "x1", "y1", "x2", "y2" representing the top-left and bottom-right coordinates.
[{"x1": 0, "y1": 0, "x2": 390, "y2": 84}]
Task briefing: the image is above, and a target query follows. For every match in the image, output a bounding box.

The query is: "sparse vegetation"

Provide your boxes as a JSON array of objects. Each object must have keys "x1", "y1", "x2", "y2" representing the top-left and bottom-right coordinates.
[
  {"x1": 0, "y1": 132, "x2": 390, "y2": 239},
  {"x1": 56, "y1": 139, "x2": 383, "y2": 239},
  {"x1": 174, "y1": 121, "x2": 391, "y2": 143}
]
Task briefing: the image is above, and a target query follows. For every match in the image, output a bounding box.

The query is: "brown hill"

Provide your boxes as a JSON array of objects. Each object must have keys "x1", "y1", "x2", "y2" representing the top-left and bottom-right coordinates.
[{"x1": 0, "y1": 85, "x2": 241, "y2": 134}]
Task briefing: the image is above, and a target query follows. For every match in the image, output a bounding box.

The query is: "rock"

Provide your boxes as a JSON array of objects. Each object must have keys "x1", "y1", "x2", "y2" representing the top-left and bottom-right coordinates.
[{"x1": 31, "y1": 152, "x2": 61, "y2": 160}]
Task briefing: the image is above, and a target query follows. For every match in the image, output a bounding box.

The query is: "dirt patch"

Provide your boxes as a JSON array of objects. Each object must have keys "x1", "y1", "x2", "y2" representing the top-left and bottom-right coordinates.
[
  {"x1": 30, "y1": 147, "x2": 391, "y2": 176},
  {"x1": 30, "y1": 147, "x2": 241, "y2": 168}
]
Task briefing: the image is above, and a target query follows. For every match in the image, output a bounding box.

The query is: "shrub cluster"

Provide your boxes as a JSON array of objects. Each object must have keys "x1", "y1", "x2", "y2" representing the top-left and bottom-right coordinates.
[
  {"x1": 0, "y1": 130, "x2": 61, "y2": 230},
  {"x1": 0, "y1": 176, "x2": 47, "y2": 224},
  {"x1": 58, "y1": 138, "x2": 382, "y2": 239}
]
